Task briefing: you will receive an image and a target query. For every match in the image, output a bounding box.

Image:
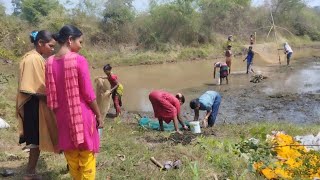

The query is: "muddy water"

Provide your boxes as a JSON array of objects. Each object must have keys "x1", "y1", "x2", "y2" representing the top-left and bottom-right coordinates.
[
  {"x1": 263, "y1": 60, "x2": 320, "y2": 95},
  {"x1": 92, "y1": 57, "x2": 254, "y2": 112},
  {"x1": 92, "y1": 46, "x2": 320, "y2": 112}
]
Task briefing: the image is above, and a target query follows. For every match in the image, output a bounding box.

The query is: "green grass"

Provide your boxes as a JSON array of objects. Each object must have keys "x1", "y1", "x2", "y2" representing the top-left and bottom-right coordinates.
[
  {"x1": 2, "y1": 95, "x2": 320, "y2": 180},
  {"x1": 96, "y1": 121, "x2": 320, "y2": 179},
  {"x1": 5, "y1": 120, "x2": 315, "y2": 180}
]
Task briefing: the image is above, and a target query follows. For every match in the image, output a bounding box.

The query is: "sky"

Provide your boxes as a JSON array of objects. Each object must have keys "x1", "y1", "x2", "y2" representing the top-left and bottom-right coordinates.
[{"x1": 1, "y1": 0, "x2": 319, "y2": 14}]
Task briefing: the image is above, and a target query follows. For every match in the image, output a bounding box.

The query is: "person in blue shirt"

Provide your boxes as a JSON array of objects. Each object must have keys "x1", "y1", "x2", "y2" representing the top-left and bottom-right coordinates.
[
  {"x1": 189, "y1": 91, "x2": 222, "y2": 127},
  {"x1": 243, "y1": 46, "x2": 255, "y2": 74}
]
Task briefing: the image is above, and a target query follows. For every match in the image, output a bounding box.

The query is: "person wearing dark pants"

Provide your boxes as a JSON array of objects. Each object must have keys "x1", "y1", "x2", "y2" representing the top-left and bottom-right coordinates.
[
  {"x1": 190, "y1": 91, "x2": 221, "y2": 127},
  {"x1": 284, "y1": 42, "x2": 293, "y2": 66}
]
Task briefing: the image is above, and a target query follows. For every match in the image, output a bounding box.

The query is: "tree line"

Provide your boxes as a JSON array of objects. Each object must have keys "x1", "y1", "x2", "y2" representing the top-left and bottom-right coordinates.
[{"x1": 0, "y1": 0, "x2": 320, "y2": 60}]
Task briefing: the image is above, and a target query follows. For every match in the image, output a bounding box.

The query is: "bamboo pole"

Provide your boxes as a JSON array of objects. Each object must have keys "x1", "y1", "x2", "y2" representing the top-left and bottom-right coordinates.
[{"x1": 270, "y1": 10, "x2": 281, "y2": 65}]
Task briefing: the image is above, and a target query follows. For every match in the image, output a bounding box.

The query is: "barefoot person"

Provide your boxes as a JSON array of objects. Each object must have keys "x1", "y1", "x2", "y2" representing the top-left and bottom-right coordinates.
[
  {"x1": 243, "y1": 46, "x2": 255, "y2": 74},
  {"x1": 213, "y1": 62, "x2": 229, "y2": 85},
  {"x1": 149, "y1": 90, "x2": 188, "y2": 134},
  {"x1": 250, "y1": 34, "x2": 255, "y2": 45},
  {"x1": 284, "y1": 42, "x2": 293, "y2": 66},
  {"x1": 225, "y1": 45, "x2": 232, "y2": 74},
  {"x1": 190, "y1": 91, "x2": 221, "y2": 128},
  {"x1": 16, "y1": 30, "x2": 58, "y2": 179},
  {"x1": 98, "y1": 64, "x2": 124, "y2": 117},
  {"x1": 46, "y1": 25, "x2": 102, "y2": 180}
]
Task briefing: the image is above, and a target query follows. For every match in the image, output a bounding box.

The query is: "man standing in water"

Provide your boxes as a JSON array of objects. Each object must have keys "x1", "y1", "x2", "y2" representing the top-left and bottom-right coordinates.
[
  {"x1": 189, "y1": 91, "x2": 221, "y2": 128},
  {"x1": 243, "y1": 46, "x2": 255, "y2": 74},
  {"x1": 284, "y1": 42, "x2": 293, "y2": 66},
  {"x1": 225, "y1": 45, "x2": 232, "y2": 74}
]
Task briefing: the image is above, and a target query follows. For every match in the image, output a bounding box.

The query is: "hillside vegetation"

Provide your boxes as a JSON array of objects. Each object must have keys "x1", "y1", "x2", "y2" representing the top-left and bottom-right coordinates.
[{"x1": 0, "y1": 0, "x2": 320, "y2": 65}]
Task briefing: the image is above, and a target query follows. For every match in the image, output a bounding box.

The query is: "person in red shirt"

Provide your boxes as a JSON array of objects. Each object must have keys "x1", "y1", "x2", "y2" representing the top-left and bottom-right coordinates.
[
  {"x1": 250, "y1": 34, "x2": 255, "y2": 45},
  {"x1": 100, "y1": 64, "x2": 123, "y2": 117},
  {"x1": 149, "y1": 90, "x2": 188, "y2": 134}
]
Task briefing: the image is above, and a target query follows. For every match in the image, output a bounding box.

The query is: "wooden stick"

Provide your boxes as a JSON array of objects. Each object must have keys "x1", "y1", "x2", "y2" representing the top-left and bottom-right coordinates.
[
  {"x1": 213, "y1": 173, "x2": 218, "y2": 180},
  {"x1": 150, "y1": 157, "x2": 164, "y2": 169}
]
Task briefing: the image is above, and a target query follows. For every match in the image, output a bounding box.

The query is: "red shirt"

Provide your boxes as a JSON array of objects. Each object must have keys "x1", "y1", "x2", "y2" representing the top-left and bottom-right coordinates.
[
  {"x1": 149, "y1": 90, "x2": 181, "y2": 124},
  {"x1": 107, "y1": 74, "x2": 118, "y2": 88}
]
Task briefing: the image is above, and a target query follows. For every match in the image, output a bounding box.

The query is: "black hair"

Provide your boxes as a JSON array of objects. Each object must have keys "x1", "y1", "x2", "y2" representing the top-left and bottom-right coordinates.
[
  {"x1": 103, "y1": 64, "x2": 112, "y2": 71},
  {"x1": 176, "y1": 94, "x2": 185, "y2": 104},
  {"x1": 189, "y1": 99, "x2": 200, "y2": 109},
  {"x1": 53, "y1": 25, "x2": 83, "y2": 44},
  {"x1": 30, "y1": 30, "x2": 53, "y2": 46},
  {"x1": 249, "y1": 46, "x2": 253, "y2": 49}
]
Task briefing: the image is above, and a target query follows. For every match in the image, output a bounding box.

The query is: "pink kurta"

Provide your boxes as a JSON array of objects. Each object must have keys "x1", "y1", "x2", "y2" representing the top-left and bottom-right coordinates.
[
  {"x1": 149, "y1": 90, "x2": 180, "y2": 124},
  {"x1": 50, "y1": 54, "x2": 99, "y2": 152}
]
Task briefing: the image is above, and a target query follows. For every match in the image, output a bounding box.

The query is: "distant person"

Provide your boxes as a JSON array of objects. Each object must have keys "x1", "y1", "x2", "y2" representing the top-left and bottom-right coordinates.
[
  {"x1": 190, "y1": 91, "x2": 221, "y2": 128},
  {"x1": 225, "y1": 45, "x2": 232, "y2": 74},
  {"x1": 227, "y1": 35, "x2": 233, "y2": 47},
  {"x1": 99, "y1": 64, "x2": 124, "y2": 117},
  {"x1": 243, "y1": 46, "x2": 255, "y2": 74},
  {"x1": 250, "y1": 34, "x2": 255, "y2": 45},
  {"x1": 16, "y1": 30, "x2": 58, "y2": 180},
  {"x1": 46, "y1": 25, "x2": 102, "y2": 180},
  {"x1": 284, "y1": 42, "x2": 293, "y2": 66},
  {"x1": 149, "y1": 90, "x2": 188, "y2": 134},
  {"x1": 213, "y1": 62, "x2": 229, "y2": 85}
]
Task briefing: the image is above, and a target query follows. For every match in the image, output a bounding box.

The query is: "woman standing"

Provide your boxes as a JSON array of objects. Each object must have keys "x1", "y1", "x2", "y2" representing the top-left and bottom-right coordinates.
[
  {"x1": 46, "y1": 25, "x2": 102, "y2": 180},
  {"x1": 98, "y1": 64, "x2": 124, "y2": 117},
  {"x1": 149, "y1": 90, "x2": 188, "y2": 134},
  {"x1": 16, "y1": 30, "x2": 58, "y2": 179}
]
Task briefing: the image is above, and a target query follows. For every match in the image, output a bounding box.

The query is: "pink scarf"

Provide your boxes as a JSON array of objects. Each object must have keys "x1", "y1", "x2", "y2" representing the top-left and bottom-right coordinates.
[{"x1": 46, "y1": 52, "x2": 84, "y2": 147}]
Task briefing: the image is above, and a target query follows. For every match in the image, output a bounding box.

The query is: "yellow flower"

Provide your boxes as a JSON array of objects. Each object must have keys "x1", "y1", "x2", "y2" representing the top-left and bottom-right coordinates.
[
  {"x1": 275, "y1": 167, "x2": 291, "y2": 179},
  {"x1": 261, "y1": 168, "x2": 277, "y2": 179},
  {"x1": 252, "y1": 133, "x2": 320, "y2": 179},
  {"x1": 285, "y1": 158, "x2": 302, "y2": 168}
]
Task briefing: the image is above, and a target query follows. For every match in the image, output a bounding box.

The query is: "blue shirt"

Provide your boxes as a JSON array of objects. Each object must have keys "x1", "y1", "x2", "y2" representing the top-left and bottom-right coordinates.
[
  {"x1": 245, "y1": 51, "x2": 254, "y2": 64},
  {"x1": 198, "y1": 91, "x2": 219, "y2": 111}
]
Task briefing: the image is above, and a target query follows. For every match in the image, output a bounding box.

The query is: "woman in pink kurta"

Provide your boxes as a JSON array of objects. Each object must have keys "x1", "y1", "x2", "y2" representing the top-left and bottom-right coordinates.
[
  {"x1": 46, "y1": 25, "x2": 102, "y2": 180},
  {"x1": 51, "y1": 55, "x2": 99, "y2": 152},
  {"x1": 149, "y1": 90, "x2": 188, "y2": 134}
]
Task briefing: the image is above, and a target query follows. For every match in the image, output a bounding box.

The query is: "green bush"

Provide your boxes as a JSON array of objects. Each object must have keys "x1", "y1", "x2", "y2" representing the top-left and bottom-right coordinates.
[{"x1": 178, "y1": 47, "x2": 209, "y2": 60}]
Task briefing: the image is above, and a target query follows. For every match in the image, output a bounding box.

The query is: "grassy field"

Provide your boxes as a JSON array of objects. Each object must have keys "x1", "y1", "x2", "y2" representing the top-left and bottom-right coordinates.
[{"x1": 2, "y1": 113, "x2": 320, "y2": 179}]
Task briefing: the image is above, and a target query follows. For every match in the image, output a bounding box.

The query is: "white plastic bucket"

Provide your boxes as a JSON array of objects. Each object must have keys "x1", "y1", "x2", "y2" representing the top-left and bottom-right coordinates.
[{"x1": 189, "y1": 121, "x2": 201, "y2": 134}]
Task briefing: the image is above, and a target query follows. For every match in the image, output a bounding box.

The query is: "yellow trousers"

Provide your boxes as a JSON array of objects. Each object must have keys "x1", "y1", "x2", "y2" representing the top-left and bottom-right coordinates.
[{"x1": 64, "y1": 150, "x2": 96, "y2": 180}]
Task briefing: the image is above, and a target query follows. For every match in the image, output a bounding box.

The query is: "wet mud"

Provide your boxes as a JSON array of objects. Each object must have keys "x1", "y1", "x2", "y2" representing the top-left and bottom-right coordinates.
[{"x1": 143, "y1": 132, "x2": 198, "y2": 145}]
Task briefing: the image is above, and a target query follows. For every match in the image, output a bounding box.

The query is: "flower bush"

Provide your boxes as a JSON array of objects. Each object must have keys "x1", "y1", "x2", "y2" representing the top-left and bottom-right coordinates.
[{"x1": 236, "y1": 132, "x2": 320, "y2": 179}]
